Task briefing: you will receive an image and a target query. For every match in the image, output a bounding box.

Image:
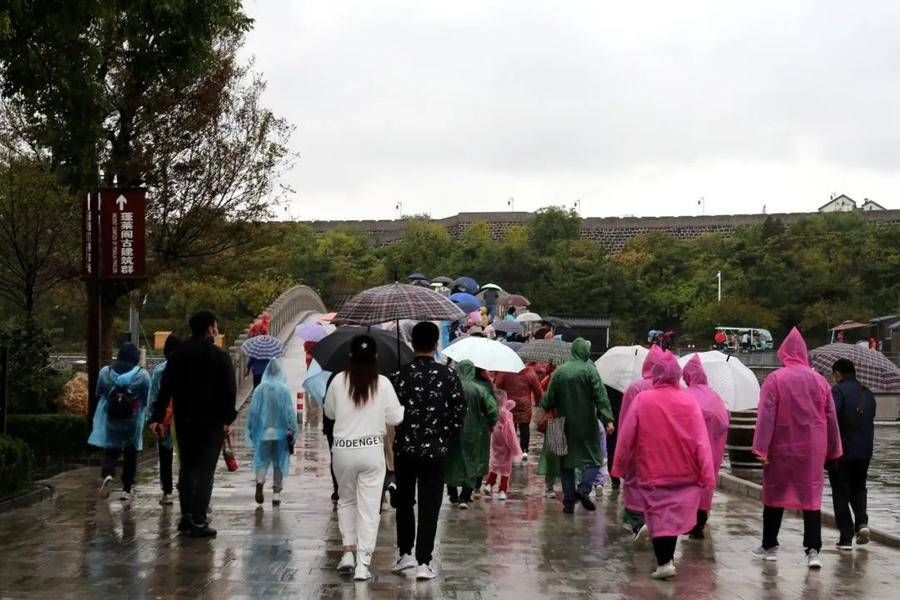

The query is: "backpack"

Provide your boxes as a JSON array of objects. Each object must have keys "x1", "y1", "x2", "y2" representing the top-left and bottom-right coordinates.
[{"x1": 106, "y1": 368, "x2": 142, "y2": 420}]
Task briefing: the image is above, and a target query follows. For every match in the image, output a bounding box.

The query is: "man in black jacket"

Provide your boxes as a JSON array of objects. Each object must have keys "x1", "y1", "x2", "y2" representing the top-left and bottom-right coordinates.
[
  {"x1": 828, "y1": 358, "x2": 877, "y2": 549},
  {"x1": 388, "y1": 322, "x2": 465, "y2": 580},
  {"x1": 150, "y1": 311, "x2": 237, "y2": 538}
]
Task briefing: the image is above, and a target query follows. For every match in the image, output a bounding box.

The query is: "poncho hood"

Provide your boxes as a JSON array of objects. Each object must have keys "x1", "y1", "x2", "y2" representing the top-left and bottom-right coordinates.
[
  {"x1": 650, "y1": 350, "x2": 682, "y2": 387},
  {"x1": 571, "y1": 337, "x2": 591, "y2": 362},
  {"x1": 261, "y1": 358, "x2": 287, "y2": 386},
  {"x1": 682, "y1": 354, "x2": 708, "y2": 386},
  {"x1": 457, "y1": 359, "x2": 476, "y2": 383},
  {"x1": 642, "y1": 344, "x2": 665, "y2": 378},
  {"x1": 502, "y1": 399, "x2": 517, "y2": 411},
  {"x1": 777, "y1": 327, "x2": 809, "y2": 368}
]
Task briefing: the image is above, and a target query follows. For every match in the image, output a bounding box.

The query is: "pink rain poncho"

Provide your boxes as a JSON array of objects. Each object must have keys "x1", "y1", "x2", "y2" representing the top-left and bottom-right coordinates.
[
  {"x1": 611, "y1": 350, "x2": 716, "y2": 537},
  {"x1": 490, "y1": 399, "x2": 523, "y2": 477},
  {"x1": 682, "y1": 355, "x2": 730, "y2": 511},
  {"x1": 752, "y1": 328, "x2": 842, "y2": 510},
  {"x1": 618, "y1": 344, "x2": 665, "y2": 511}
]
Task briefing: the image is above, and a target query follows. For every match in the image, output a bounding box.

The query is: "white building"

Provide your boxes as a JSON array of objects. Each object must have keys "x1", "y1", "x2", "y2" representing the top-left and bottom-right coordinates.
[{"x1": 818, "y1": 194, "x2": 857, "y2": 212}]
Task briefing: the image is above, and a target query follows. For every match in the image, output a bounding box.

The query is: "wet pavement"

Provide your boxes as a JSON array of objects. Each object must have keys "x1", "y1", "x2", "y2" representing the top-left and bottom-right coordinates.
[{"x1": 2, "y1": 334, "x2": 900, "y2": 598}]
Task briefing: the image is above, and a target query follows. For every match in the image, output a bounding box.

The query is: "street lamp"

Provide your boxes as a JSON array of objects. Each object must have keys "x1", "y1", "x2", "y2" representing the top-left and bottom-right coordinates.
[
  {"x1": 717, "y1": 270, "x2": 722, "y2": 303},
  {"x1": 507, "y1": 197, "x2": 515, "y2": 211},
  {"x1": 395, "y1": 202, "x2": 403, "y2": 218},
  {"x1": 573, "y1": 198, "x2": 581, "y2": 215}
]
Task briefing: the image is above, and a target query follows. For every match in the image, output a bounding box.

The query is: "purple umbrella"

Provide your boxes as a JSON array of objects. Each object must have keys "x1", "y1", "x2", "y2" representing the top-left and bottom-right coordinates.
[{"x1": 295, "y1": 322, "x2": 327, "y2": 342}]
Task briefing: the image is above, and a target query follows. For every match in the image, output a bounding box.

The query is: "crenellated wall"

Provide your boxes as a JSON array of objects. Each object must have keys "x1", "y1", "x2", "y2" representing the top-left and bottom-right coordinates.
[{"x1": 303, "y1": 209, "x2": 900, "y2": 253}]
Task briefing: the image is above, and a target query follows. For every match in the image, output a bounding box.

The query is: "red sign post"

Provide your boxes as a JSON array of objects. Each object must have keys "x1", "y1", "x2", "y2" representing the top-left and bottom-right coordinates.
[{"x1": 82, "y1": 188, "x2": 147, "y2": 424}]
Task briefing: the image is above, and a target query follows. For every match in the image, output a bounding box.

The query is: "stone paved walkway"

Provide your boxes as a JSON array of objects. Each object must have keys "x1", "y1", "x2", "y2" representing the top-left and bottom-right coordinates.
[{"x1": 2, "y1": 331, "x2": 899, "y2": 599}]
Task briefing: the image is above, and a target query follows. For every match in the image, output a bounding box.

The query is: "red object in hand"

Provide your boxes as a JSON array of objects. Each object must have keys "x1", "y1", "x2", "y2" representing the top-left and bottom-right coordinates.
[{"x1": 222, "y1": 435, "x2": 239, "y2": 472}]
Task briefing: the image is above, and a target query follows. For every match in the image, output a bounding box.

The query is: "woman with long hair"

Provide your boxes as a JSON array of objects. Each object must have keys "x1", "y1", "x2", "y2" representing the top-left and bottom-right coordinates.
[{"x1": 324, "y1": 335, "x2": 405, "y2": 581}]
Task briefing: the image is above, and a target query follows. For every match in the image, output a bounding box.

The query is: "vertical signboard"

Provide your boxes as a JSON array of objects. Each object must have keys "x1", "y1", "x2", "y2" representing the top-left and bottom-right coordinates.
[{"x1": 99, "y1": 189, "x2": 146, "y2": 279}]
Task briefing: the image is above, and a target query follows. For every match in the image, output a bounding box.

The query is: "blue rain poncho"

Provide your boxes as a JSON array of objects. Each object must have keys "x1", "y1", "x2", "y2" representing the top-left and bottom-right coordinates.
[
  {"x1": 302, "y1": 359, "x2": 331, "y2": 407},
  {"x1": 246, "y1": 359, "x2": 297, "y2": 476},
  {"x1": 147, "y1": 361, "x2": 174, "y2": 450},
  {"x1": 88, "y1": 363, "x2": 151, "y2": 450}
]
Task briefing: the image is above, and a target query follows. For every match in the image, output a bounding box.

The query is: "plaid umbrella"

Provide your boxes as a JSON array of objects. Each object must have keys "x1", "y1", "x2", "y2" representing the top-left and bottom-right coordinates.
[
  {"x1": 809, "y1": 343, "x2": 900, "y2": 391},
  {"x1": 334, "y1": 283, "x2": 466, "y2": 326},
  {"x1": 517, "y1": 339, "x2": 573, "y2": 366},
  {"x1": 500, "y1": 294, "x2": 530, "y2": 307},
  {"x1": 240, "y1": 335, "x2": 284, "y2": 359},
  {"x1": 494, "y1": 320, "x2": 524, "y2": 335}
]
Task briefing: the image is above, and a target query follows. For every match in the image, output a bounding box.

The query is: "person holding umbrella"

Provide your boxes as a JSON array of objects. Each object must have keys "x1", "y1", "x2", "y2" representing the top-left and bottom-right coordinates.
[
  {"x1": 751, "y1": 328, "x2": 842, "y2": 569},
  {"x1": 324, "y1": 335, "x2": 405, "y2": 581},
  {"x1": 828, "y1": 358, "x2": 876, "y2": 549},
  {"x1": 388, "y1": 322, "x2": 466, "y2": 580},
  {"x1": 540, "y1": 338, "x2": 614, "y2": 514}
]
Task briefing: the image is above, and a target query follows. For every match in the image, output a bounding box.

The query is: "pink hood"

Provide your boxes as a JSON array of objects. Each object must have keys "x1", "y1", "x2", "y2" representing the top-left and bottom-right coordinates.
[
  {"x1": 777, "y1": 327, "x2": 809, "y2": 368},
  {"x1": 642, "y1": 344, "x2": 665, "y2": 378},
  {"x1": 682, "y1": 354, "x2": 708, "y2": 386},
  {"x1": 650, "y1": 350, "x2": 682, "y2": 387},
  {"x1": 502, "y1": 399, "x2": 516, "y2": 412}
]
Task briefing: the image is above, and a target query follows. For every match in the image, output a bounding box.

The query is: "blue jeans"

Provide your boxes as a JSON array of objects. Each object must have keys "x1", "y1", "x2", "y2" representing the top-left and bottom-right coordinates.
[{"x1": 560, "y1": 466, "x2": 599, "y2": 508}]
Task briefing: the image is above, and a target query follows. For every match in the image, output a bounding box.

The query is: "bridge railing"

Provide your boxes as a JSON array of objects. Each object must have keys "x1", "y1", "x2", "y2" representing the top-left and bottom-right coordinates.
[{"x1": 228, "y1": 284, "x2": 327, "y2": 395}]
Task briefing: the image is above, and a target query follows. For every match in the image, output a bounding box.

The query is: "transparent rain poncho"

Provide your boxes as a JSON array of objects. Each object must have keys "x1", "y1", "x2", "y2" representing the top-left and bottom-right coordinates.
[{"x1": 246, "y1": 359, "x2": 297, "y2": 476}]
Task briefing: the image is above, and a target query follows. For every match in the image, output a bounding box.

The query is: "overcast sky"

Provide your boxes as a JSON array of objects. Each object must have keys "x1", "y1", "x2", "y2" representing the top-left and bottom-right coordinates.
[{"x1": 242, "y1": 0, "x2": 900, "y2": 221}]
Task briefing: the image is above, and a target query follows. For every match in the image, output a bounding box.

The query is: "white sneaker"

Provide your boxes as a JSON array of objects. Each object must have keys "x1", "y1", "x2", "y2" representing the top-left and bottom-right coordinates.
[
  {"x1": 119, "y1": 491, "x2": 133, "y2": 504},
  {"x1": 856, "y1": 527, "x2": 871, "y2": 545},
  {"x1": 392, "y1": 554, "x2": 417, "y2": 573},
  {"x1": 416, "y1": 564, "x2": 437, "y2": 580},
  {"x1": 159, "y1": 493, "x2": 173, "y2": 506},
  {"x1": 272, "y1": 492, "x2": 281, "y2": 507},
  {"x1": 481, "y1": 485, "x2": 492, "y2": 497},
  {"x1": 337, "y1": 551, "x2": 355, "y2": 573},
  {"x1": 751, "y1": 545, "x2": 778, "y2": 561},
  {"x1": 522, "y1": 452, "x2": 528, "y2": 461},
  {"x1": 544, "y1": 488, "x2": 556, "y2": 498},
  {"x1": 497, "y1": 491, "x2": 508, "y2": 501},
  {"x1": 353, "y1": 562, "x2": 371, "y2": 581},
  {"x1": 807, "y1": 549, "x2": 822, "y2": 569},
  {"x1": 458, "y1": 502, "x2": 469, "y2": 510},
  {"x1": 632, "y1": 524, "x2": 649, "y2": 544},
  {"x1": 98, "y1": 475, "x2": 113, "y2": 499},
  {"x1": 650, "y1": 561, "x2": 677, "y2": 580}
]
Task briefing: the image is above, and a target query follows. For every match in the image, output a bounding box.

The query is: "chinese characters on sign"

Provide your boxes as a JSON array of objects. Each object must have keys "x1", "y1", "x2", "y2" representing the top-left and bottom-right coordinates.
[{"x1": 82, "y1": 189, "x2": 147, "y2": 280}]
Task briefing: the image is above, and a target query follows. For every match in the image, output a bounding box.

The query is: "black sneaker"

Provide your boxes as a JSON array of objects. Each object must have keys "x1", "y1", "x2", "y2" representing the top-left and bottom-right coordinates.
[
  {"x1": 189, "y1": 524, "x2": 218, "y2": 538},
  {"x1": 611, "y1": 479, "x2": 621, "y2": 490},
  {"x1": 574, "y1": 490, "x2": 596, "y2": 511},
  {"x1": 177, "y1": 517, "x2": 193, "y2": 532},
  {"x1": 255, "y1": 483, "x2": 264, "y2": 505}
]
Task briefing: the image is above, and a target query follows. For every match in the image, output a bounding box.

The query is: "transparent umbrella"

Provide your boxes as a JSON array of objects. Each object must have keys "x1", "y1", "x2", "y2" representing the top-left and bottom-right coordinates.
[{"x1": 677, "y1": 351, "x2": 760, "y2": 411}]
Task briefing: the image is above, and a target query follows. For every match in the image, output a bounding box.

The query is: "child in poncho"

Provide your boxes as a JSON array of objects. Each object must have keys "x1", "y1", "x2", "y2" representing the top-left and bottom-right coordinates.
[
  {"x1": 246, "y1": 359, "x2": 297, "y2": 507},
  {"x1": 483, "y1": 397, "x2": 523, "y2": 501}
]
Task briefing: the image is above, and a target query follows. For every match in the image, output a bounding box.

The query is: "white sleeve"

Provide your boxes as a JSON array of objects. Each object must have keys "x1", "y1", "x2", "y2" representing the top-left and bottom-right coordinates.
[
  {"x1": 381, "y1": 376, "x2": 405, "y2": 426},
  {"x1": 324, "y1": 375, "x2": 338, "y2": 421}
]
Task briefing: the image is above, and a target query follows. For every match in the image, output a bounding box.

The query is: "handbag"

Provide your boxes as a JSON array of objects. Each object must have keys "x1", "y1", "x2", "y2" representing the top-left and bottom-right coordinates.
[
  {"x1": 222, "y1": 434, "x2": 239, "y2": 472},
  {"x1": 546, "y1": 414, "x2": 568, "y2": 457}
]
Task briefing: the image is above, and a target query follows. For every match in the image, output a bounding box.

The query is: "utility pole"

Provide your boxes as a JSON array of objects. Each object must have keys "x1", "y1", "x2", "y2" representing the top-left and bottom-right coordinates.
[
  {"x1": 698, "y1": 196, "x2": 706, "y2": 215},
  {"x1": 507, "y1": 197, "x2": 515, "y2": 212},
  {"x1": 717, "y1": 270, "x2": 722, "y2": 303},
  {"x1": 395, "y1": 202, "x2": 403, "y2": 219},
  {"x1": 573, "y1": 198, "x2": 581, "y2": 215}
]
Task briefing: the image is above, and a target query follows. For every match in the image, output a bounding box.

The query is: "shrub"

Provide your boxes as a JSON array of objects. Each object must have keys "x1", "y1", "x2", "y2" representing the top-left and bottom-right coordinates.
[
  {"x1": 0, "y1": 321, "x2": 56, "y2": 413},
  {"x1": 0, "y1": 434, "x2": 34, "y2": 496},
  {"x1": 6, "y1": 414, "x2": 93, "y2": 463}
]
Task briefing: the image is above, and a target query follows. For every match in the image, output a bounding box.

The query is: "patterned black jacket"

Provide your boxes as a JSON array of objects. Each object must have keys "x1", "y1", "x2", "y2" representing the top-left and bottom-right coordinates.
[{"x1": 389, "y1": 356, "x2": 466, "y2": 459}]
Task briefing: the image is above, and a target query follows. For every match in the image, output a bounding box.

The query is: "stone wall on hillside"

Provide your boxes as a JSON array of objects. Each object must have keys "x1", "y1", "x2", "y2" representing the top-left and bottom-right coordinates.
[{"x1": 303, "y1": 209, "x2": 900, "y2": 252}]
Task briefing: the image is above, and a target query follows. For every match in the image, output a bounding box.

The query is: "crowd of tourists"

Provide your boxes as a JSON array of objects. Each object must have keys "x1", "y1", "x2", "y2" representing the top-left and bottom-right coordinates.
[{"x1": 86, "y1": 306, "x2": 877, "y2": 583}]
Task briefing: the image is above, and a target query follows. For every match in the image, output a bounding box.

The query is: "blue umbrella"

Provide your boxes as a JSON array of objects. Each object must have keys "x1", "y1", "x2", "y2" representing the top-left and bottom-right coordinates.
[
  {"x1": 240, "y1": 334, "x2": 284, "y2": 359},
  {"x1": 452, "y1": 276, "x2": 479, "y2": 295},
  {"x1": 302, "y1": 359, "x2": 332, "y2": 407},
  {"x1": 450, "y1": 292, "x2": 482, "y2": 314}
]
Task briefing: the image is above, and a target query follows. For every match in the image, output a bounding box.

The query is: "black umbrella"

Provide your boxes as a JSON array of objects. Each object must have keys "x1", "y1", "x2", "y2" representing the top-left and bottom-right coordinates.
[{"x1": 311, "y1": 326, "x2": 415, "y2": 375}]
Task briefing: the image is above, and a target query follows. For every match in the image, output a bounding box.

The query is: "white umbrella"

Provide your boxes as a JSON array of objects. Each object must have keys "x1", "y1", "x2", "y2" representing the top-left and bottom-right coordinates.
[
  {"x1": 442, "y1": 337, "x2": 525, "y2": 373},
  {"x1": 595, "y1": 345, "x2": 649, "y2": 392},
  {"x1": 480, "y1": 283, "x2": 503, "y2": 291},
  {"x1": 516, "y1": 312, "x2": 542, "y2": 323},
  {"x1": 678, "y1": 351, "x2": 760, "y2": 411}
]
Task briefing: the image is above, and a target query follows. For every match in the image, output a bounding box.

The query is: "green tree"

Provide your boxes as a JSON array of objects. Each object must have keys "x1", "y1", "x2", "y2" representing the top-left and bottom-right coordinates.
[{"x1": 527, "y1": 207, "x2": 581, "y2": 255}]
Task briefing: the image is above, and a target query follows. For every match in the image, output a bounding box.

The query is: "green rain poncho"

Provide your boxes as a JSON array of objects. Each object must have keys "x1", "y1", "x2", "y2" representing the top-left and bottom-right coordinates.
[
  {"x1": 539, "y1": 338, "x2": 613, "y2": 471},
  {"x1": 444, "y1": 360, "x2": 499, "y2": 487}
]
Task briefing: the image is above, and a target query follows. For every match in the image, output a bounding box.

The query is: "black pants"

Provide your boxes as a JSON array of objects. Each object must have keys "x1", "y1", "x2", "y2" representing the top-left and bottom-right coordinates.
[
  {"x1": 762, "y1": 505, "x2": 821, "y2": 552},
  {"x1": 517, "y1": 423, "x2": 530, "y2": 454},
  {"x1": 159, "y1": 444, "x2": 174, "y2": 494},
  {"x1": 447, "y1": 485, "x2": 474, "y2": 503},
  {"x1": 828, "y1": 458, "x2": 870, "y2": 542},
  {"x1": 102, "y1": 446, "x2": 137, "y2": 492},
  {"x1": 395, "y1": 456, "x2": 445, "y2": 565},
  {"x1": 323, "y1": 417, "x2": 338, "y2": 496},
  {"x1": 607, "y1": 391, "x2": 622, "y2": 487},
  {"x1": 652, "y1": 536, "x2": 677, "y2": 566},
  {"x1": 176, "y1": 425, "x2": 224, "y2": 527},
  {"x1": 690, "y1": 509, "x2": 709, "y2": 537}
]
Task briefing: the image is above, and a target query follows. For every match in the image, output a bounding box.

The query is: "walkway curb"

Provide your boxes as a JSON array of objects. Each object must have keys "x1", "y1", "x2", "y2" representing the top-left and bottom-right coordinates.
[
  {"x1": 718, "y1": 471, "x2": 900, "y2": 549},
  {"x1": 0, "y1": 484, "x2": 54, "y2": 514}
]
